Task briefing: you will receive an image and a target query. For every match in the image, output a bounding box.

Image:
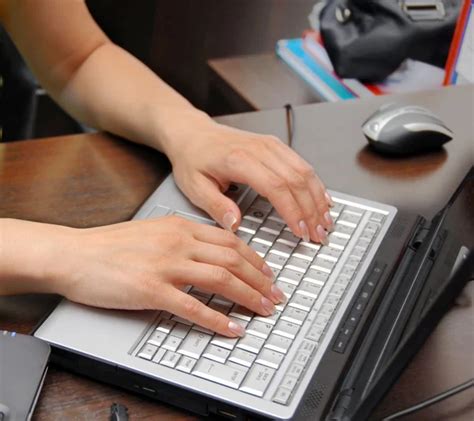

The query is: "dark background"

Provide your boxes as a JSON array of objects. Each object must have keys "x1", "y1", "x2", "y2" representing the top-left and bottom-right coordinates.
[{"x1": 1, "y1": 0, "x2": 316, "y2": 141}]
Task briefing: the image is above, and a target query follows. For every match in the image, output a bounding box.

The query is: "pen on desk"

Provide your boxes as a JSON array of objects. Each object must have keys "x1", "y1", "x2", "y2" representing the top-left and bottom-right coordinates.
[
  {"x1": 110, "y1": 403, "x2": 129, "y2": 421},
  {"x1": 284, "y1": 103, "x2": 294, "y2": 148}
]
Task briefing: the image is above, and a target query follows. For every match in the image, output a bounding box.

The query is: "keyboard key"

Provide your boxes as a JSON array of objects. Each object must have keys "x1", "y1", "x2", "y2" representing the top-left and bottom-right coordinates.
[
  {"x1": 273, "y1": 320, "x2": 300, "y2": 339},
  {"x1": 265, "y1": 334, "x2": 292, "y2": 354},
  {"x1": 157, "y1": 319, "x2": 175, "y2": 334},
  {"x1": 334, "y1": 224, "x2": 355, "y2": 236},
  {"x1": 147, "y1": 330, "x2": 167, "y2": 347},
  {"x1": 279, "y1": 375, "x2": 298, "y2": 392},
  {"x1": 299, "y1": 241, "x2": 321, "y2": 251},
  {"x1": 151, "y1": 348, "x2": 166, "y2": 364},
  {"x1": 278, "y1": 268, "x2": 305, "y2": 285},
  {"x1": 277, "y1": 230, "x2": 300, "y2": 247},
  {"x1": 244, "y1": 207, "x2": 267, "y2": 223},
  {"x1": 341, "y1": 265, "x2": 357, "y2": 278},
  {"x1": 162, "y1": 335, "x2": 183, "y2": 352},
  {"x1": 240, "y1": 364, "x2": 275, "y2": 397},
  {"x1": 250, "y1": 240, "x2": 271, "y2": 257},
  {"x1": 160, "y1": 351, "x2": 181, "y2": 368},
  {"x1": 286, "y1": 362, "x2": 304, "y2": 379},
  {"x1": 306, "y1": 325, "x2": 324, "y2": 342},
  {"x1": 176, "y1": 356, "x2": 197, "y2": 373},
  {"x1": 329, "y1": 202, "x2": 344, "y2": 216},
  {"x1": 286, "y1": 256, "x2": 312, "y2": 272},
  {"x1": 137, "y1": 343, "x2": 158, "y2": 360},
  {"x1": 170, "y1": 323, "x2": 191, "y2": 339},
  {"x1": 270, "y1": 241, "x2": 295, "y2": 257},
  {"x1": 328, "y1": 233, "x2": 349, "y2": 249},
  {"x1": 229, "y1": 304, "x2": 254, "y2": 321},
  {"x1": 297, "y1": 281, "x2": 322, "y2": 298},
  {"x1": 311, "y1": 257, "x2": 335, "y2": 273},
  {"x1": 292, "y1": 244, "x2": 319, "y2": 261},
  {"x1": 343, "y1": 206, "x2": 364, "y2": 216},
  {"x1": 239, "y1": 219, "x2": 260, "y2": 233},
  {"x1": 319, "y1": 246, "x2": 342, "y2": 260},
  {"x1": 256, "y1": 348, "x2": 285, "y2": 369},
  {"x1": 246, "y1": 320, "x2": 274, "y2": 339},
  {"x1": 369, "y1": 212, "x2": 385, "y2": 223},
  {"x1": 289, "y1": 294, "x2": 316, "y2": 312},
  {"x1": 265, "y1": 252, "x2": 289, "y2": 269},
  {"x1": 203, "y1": 344, "x2": 231, "y2": 363},
  {"x1": 178, "y1": 330, "x2": 212, "y2": 359},
  {"x1": 211, "y1": 335, "x2": 239, "y2": 351},
  {"x1": 229, "y1": 348, "x2": 256, "y2": 367},
  {"x1": 261, "y1": 219, "x2": 285, "y2": 235},
  {"x1": 300, "y1": 339, "x2": 317, "y2": 355},
  {"x1": 236, "y1": 230, "x2": 253, "y2": 244},
  {"x1": 338, "y1": 212, "x2": 362, "y2": 225},
  {"x1": 304, "y1": 268, "x2": 329, "y2": 284},
  {"x1": 237, "y1": 334, "x2": 265, "y2": 354},
  {"x1": 253, "y1": 310, "x2": 281, "y2": 326},
  {"x1": 253, "y1": 229, "x2": 277, "y2": 246},
  {"x1": 273, "y1": 387, "x2": 292, "y2": 405},
  {"x1": 171, "y1": 315, "x2": 193, "y2": 326},
  {"x1": 193, "y1": 359, "x2": 247, "y2": 389},
  {"x1": 274, "y1": 280, "x2": 297, "y2": 299},
  {"x1": 281, "y1": 307, "x2": 307, "y2": 325},
  {"x1": 320, "y1": 303, "x2": 336, "y2": 318}
]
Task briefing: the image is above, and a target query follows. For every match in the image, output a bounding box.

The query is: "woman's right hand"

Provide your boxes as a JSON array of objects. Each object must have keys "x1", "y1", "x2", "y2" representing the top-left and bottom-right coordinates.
[{"x1": 42, "y1": 216, "x2": 286, "y2": 337}]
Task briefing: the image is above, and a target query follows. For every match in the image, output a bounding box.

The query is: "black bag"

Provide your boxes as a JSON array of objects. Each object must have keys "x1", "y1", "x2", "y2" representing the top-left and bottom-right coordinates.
[{"x1": 319, "y1": 0, "x2": 462, "y2": 82}]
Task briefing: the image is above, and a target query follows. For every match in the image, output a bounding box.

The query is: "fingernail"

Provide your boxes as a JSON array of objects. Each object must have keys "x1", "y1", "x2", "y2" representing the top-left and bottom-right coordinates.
[
  {"x1": 325, "y1": 192, "x2": 334, "y2": 208},
  {"x1": 262, "y1": 263, "x2": 275, "y2": 280},
  {"x1": 324, "y1": 211, "x2": 334, "y2": 230},
  {"x1": 261, "y1": 296, "x2": 275, "y2": 315},
  {"x1": 298, "y1": 220, "x2": 310, "y2": 242},
  {"x1": 317, "y1": 225, "x2": 329, "y2": 246},
  {"x1": 228, "y1": 320, "x2": 246, "y2": 337},
  {"x1": 271, "y1": 285, "x2": 287, "y2": 304},
  {"x1": 223, "y1": 211, "x2": 238, "y2": 232}
]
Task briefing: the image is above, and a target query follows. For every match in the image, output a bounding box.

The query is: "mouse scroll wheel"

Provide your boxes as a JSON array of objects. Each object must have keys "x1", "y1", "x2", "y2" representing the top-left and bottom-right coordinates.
[{"x1": 370, "y1": 122, "x2": 380, "y2": 132}]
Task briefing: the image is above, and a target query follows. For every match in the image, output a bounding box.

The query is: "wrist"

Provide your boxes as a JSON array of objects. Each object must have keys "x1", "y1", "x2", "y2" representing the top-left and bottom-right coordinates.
[
  {"x1": 149, "y1": 106, "x2": 215, "y2": 163},
  {"x1": 0, "y1": 219, "x2": 75, "y2": 295}
]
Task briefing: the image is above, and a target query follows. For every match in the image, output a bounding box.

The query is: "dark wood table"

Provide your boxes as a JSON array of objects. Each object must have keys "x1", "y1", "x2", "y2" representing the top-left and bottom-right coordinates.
[
  {"x1": 1, "y1": 86, "x2": 473, "y2": 420},
  {"x1": 208, "y1": 53, "x2": 322, "y2": 114}
]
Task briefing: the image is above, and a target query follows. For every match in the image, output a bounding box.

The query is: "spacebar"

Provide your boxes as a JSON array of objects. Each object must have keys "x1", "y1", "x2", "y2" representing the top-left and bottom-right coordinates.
[{"x1": 192, "y1": 359, "x2": 247, "y2": 389}]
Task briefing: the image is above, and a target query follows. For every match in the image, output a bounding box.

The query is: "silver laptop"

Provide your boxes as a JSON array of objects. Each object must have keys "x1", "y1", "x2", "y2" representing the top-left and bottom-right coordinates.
[
  {"x1": 34, "y1": 171, "x2": 401, "y2": 419},
  {"x1": 34, "y1": 152, "x2": 474, "y2": 420}
]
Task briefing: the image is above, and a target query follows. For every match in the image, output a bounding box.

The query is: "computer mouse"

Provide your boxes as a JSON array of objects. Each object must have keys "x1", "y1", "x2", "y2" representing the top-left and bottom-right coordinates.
[{"x1": 362, "y1": 104, "x2": 453, "y2": 156}]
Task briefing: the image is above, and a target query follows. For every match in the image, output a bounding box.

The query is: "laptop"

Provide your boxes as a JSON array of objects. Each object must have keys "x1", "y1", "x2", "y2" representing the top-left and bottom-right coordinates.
[{"x1": 34, "y1": 163, "x2": 473, "y2": 420}]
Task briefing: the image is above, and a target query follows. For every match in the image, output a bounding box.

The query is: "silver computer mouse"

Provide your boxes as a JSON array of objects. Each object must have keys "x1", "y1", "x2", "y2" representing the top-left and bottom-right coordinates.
[{"x1": 362, "y1": 104, "x2": 453, "y2": 156}]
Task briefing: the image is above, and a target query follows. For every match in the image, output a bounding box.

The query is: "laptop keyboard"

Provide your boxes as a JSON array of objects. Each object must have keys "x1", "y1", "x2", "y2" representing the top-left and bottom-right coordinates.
[{"x1": 134, "y1": 194, "x2": 387, "y2": 405}]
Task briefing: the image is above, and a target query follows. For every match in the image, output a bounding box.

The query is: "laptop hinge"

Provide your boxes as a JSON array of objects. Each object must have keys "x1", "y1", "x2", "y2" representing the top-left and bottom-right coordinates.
[
  {"x1": 327, "y1": 388, "x2": 353, "y2": 421},
  {"x1": 409, "y1": 222, "x2": 431, "y2": 250}
]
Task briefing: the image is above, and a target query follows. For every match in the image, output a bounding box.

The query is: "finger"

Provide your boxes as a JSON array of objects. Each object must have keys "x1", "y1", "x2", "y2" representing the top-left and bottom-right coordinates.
[
  {"x1": 170, "y1": 260, "x2": 278, "y2": 316},
  {"x1": 185, "y1": 173, "x2": 241, "y2": 232},
  {"x1": 191, "y1": 222, "x2": 270, "y2": 274},
  {"x1": 272, "y1": 140, "x2": 333, "y2": 228},
  {"x1": 165, "y1": 288, "x2": 246, "y2": 337},
  {"x1": 190, "y1": 241, "x2": 285, "y2": 304},
  {"x1": 223, "y1": 151, "x2": 307, "y2": 240},
  {"x1": 259, "y1": 149, "x2": 324, "y2": 243}
]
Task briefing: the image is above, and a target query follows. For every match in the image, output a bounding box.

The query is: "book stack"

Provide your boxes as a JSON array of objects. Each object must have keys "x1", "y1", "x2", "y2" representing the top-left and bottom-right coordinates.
[{"x1": 276, "y1": 31, "x2": 445, "y2": 102}]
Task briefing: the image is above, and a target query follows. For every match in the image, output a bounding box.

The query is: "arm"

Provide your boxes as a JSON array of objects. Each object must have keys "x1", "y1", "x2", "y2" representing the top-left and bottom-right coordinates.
[{"x1": 0, "y1": 0, "x2": 334, "y2": 335}]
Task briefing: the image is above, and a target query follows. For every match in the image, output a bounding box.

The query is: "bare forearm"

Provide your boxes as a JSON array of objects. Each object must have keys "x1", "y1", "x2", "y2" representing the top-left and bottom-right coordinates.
[
  {"x1": 56, "y1": 42, "x2": 210, "y2": 156},
  {"x1": 0, "y1": 219, "x2": 69, "y2": 295}
]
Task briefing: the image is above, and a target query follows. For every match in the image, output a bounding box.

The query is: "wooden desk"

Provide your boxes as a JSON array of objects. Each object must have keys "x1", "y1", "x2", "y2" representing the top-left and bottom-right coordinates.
[
  {"x1": 1, "y1": 86, "x2": 473, "y2": 420},
  {"x1": 208, "y1": 53, "x2": 322, "y2": 114}
]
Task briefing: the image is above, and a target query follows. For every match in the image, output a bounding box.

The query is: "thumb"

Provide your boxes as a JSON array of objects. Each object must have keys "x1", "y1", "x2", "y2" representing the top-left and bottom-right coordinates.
[{"x1": 190, "y1": 175, "x2": 242, "y2": 231}]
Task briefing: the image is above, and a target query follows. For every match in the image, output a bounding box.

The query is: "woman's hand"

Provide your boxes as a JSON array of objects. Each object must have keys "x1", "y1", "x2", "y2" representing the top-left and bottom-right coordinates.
[
  {"x1": 0, "y1": 218, "x2": 285, "y2": 337},
  {"x1": 161, "y1": 111, "x2": 334, "y2": 245}
]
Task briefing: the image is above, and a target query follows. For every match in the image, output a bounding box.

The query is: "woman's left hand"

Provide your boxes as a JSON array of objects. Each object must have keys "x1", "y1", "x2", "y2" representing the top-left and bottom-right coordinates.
[{"x1": 161, "y1": 111, "x2": 334, "y2": 244}]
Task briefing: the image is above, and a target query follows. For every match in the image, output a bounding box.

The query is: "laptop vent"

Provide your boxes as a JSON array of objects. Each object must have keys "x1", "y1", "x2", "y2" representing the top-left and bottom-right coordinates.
[{"x1": 299, "y1": 383, "x2": 327, "y2": 415}]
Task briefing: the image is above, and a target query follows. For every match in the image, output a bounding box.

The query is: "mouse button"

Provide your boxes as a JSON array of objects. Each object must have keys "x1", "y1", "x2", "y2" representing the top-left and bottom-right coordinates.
[{"x1": 403, "y1": 122, "x2": 453, "y2": 138}]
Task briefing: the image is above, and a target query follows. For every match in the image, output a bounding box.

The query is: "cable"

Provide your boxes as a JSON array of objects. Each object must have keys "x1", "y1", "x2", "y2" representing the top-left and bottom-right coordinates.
[
  {"x1": 284, "y1": 103, "x2": 295, "y2": 148},
  {"x1": 382, "y1": 378, "x2": 474, "y2": 420}
]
